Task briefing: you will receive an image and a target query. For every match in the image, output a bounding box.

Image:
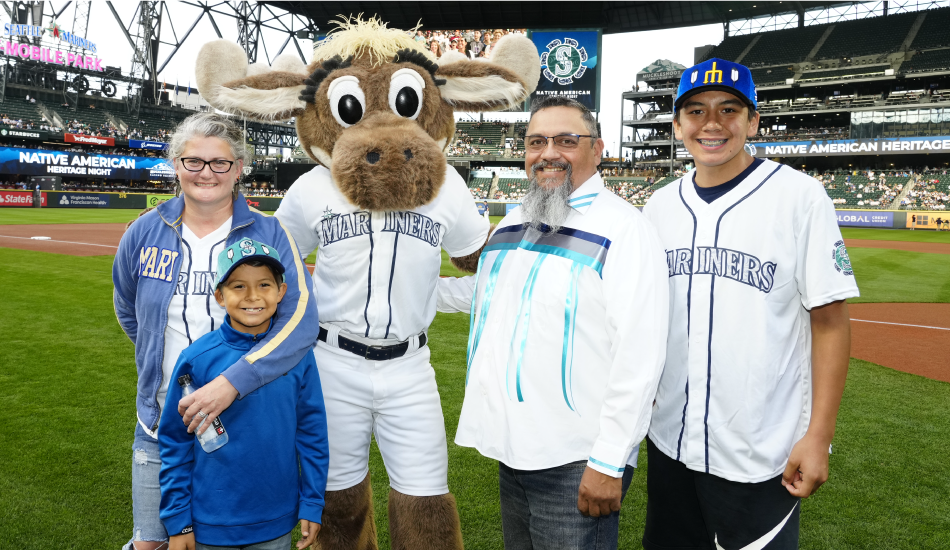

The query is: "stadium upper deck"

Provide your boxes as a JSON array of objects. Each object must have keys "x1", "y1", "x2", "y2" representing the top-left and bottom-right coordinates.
[{"x1": 622, "y1": 6, "x2": 950, "y2": 174}]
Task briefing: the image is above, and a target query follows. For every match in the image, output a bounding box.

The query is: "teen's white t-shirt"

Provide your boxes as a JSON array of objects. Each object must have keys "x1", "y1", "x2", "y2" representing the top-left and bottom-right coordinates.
[{"x1": 154, "y1": 218, "x2": 231, "y2": 426}]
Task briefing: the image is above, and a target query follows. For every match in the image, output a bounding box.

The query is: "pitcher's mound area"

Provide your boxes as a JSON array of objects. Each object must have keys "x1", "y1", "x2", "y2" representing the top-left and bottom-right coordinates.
[{"x1": 850, "y1": 303, "x2": 950, "y2": 383}]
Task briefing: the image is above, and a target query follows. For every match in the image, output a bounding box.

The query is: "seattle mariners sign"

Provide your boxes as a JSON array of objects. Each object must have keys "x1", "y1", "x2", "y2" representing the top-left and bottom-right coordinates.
[
  {"x1": 540, "y1": 39, "x2": 588, "y2": 85},
  {"x1": 529, "y1": 30, "x2": 601, "y2": 110}
]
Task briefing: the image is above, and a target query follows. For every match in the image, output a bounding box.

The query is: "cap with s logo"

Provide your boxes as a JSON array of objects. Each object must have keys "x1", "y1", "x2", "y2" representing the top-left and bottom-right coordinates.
[
  {"x1": 215, "y1": 238, "x2": 285, "y2": 287},
  {"x1": 674, "y1": 58, "x2": 757, "y2": 112}
]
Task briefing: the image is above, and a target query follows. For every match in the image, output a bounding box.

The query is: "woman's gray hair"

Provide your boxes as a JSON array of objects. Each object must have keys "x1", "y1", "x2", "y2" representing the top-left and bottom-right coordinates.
[{"x1": 167, "y1": 112, "x2": 249, "y2": 198}]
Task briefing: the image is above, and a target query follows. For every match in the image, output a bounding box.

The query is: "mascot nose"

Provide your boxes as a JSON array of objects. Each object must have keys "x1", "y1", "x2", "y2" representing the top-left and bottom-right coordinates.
[
  {"x1": 404, "y1": 149, "x2": 413, "y2": 161},
  {"x1": 366, "y1": 151, "x2": 381, "y2": 165}
]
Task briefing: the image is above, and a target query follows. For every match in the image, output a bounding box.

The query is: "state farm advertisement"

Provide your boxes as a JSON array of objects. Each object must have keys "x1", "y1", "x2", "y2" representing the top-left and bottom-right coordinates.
[{"x1": 0, "y1": 190, "x2": 45, "y2": 206}]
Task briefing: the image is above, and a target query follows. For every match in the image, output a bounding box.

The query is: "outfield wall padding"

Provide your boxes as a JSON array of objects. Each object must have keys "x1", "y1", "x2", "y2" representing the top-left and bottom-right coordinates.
[{"x1": 4, "y1": 191, "x2": 940, "y2": 231}]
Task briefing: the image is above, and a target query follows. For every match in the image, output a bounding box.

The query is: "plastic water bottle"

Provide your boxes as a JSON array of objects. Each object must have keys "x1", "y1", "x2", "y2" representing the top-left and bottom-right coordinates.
[{"x1": 178, "y1": 374, "x2": 229, "y2": 453}]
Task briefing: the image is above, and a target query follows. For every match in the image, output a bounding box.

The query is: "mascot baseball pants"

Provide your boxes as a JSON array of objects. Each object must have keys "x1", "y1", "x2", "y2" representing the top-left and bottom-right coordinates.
[{"x1": 313, "y1": 340, "x2": 450, "y2": 496}]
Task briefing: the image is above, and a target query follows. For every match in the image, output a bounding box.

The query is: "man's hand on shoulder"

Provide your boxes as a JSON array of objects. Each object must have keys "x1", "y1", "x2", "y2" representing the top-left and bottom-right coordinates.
[{"x1": 577, "y1": 466, "x2": 622, "y2": 517}]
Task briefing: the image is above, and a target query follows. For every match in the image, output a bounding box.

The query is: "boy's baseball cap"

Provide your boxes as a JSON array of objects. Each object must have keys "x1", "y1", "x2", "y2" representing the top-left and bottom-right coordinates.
[
  {"x1": 674, "y1": 58, "x2": 757, "y2": 111},
  {"x1": 215, "y1": 237, "x2": 285, "y2": 287}
]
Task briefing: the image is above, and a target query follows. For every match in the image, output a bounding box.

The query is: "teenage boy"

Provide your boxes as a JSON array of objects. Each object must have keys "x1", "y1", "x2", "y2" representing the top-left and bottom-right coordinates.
[
  {"x1": 642, "y1": 59, "x2": 859, "y2": 549},
  {"x1": 159, "y1": 238, "x2": 328, "y2": 550}
]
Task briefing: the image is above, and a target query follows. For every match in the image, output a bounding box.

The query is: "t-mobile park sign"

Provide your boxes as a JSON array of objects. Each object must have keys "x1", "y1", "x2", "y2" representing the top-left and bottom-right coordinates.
[{"x1": 1, "y1": 23, "x2": 102, "y2": 71}]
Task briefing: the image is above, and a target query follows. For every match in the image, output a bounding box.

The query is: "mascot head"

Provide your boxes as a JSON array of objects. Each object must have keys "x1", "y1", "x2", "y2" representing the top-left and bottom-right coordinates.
[{"x1": 195, "y1": 17, "x2": 540, "y2": 211}]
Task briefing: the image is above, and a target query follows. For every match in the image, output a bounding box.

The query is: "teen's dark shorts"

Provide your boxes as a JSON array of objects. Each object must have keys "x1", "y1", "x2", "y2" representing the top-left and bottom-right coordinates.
[{"x1": 643, "y1": 438, "x2": 800, "y2": 550}]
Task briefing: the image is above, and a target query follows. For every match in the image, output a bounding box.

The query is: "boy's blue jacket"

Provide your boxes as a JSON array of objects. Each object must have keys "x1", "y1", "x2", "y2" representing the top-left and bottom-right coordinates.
[
  {"x1": 158, "y1": 318, "x2": 329, "y2": 544},
  {"x1": 112, "y1": 194, "x2": 318, "y2": 434}
]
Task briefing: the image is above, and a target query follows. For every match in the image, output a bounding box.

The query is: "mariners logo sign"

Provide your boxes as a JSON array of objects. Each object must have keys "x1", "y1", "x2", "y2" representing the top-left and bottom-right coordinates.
[
  {"x1": 540, "y1": 38, "x2": 588, "y2": 85},
  {"x1": 832, "y1": 240, "x2": 853, "y2": 276}
]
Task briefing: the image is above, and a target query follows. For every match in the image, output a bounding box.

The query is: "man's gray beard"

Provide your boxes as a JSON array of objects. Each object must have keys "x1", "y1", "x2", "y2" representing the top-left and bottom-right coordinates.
[{"x1": 521, "y1": 162, "x2": 573, "y2": 233}]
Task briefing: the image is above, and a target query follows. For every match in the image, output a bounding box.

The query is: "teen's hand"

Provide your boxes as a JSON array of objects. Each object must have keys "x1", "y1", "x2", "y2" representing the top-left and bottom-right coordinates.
[
  {"x1": 782, "y1": 432, "x2": 831, "y2": 498},
  {"x1": 179, "y1": 375, "x2": 239, "y2": 435},
  {"x1": 297, "y1": 519, "x2": 321, "y2": 548},
  {"x1": 577, "y1": 466, "x2": 622, "y2": 517},
  {"x1": 168, "y1": 533, "x2": 196, "y2": 550}
]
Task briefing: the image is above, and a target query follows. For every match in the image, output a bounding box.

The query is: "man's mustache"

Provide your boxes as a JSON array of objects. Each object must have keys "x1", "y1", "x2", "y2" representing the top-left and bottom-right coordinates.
[{"x1": 532, "y1": 161, "x2": 570, "y2": 174}]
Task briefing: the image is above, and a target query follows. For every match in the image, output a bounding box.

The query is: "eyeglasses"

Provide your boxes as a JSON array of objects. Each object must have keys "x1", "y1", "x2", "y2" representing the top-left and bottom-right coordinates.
[
  {"x1": 524, "y1": 134, "x2": 595, "y2": 152},
  {"x1": 179, "y1": 157, "x2": 235, "y2": 173}
]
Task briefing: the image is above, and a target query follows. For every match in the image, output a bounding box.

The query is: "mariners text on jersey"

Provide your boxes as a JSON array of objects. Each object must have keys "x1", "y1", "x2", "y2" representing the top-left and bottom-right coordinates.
[
  {"x1": 667, "y1": 246, "x2": 777, "y2": 293},
  {"x1": 320, "y1": 210, "x2": 444, "y2": 247}
]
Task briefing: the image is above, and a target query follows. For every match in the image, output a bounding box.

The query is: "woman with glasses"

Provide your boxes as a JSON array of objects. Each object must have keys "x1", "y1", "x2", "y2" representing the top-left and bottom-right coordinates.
[{"x1": 112, "y1": 112, "x2": 318, "y2": 550}]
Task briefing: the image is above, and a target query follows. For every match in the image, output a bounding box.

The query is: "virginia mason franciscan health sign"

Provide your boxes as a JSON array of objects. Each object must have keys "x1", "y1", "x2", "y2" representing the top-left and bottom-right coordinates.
[{"x1": 528, "y1": 30, "x2": 602, "y2": 111}]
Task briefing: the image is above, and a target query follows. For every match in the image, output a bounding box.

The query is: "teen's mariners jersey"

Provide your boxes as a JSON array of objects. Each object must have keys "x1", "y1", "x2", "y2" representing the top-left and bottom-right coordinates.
[
  {"x1": 643, "y1": 159, "x2": 859, "y2": 483},
  {"x1": 275, "y1": 165, "x2": 489, "y2": 341}
]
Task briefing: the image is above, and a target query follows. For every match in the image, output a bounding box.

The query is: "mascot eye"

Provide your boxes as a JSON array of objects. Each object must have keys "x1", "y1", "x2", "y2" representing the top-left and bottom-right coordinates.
[
  {"x1": 389, "y1": 68, "x2": 425, "y2": 120},
  {"x1": 327, "y1": 75, "x2": 366, "y2": 128}
]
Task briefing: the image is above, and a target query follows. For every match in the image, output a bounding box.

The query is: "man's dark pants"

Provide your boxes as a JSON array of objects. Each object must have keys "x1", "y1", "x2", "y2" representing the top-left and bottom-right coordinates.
[{"x1": 499, "y1": 460, "x2": 635, "y2": 550}]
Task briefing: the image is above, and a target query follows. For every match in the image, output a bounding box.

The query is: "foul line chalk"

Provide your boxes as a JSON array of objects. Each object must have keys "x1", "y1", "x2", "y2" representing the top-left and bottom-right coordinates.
[
  {"x1": 31, "y1": 236, "x2": 51, "y2": 240},
  {"x1": 0, "y1": 234, "x2": 117, "y2": 249},
  {"x1": 851, "y1": 318, "x2": 950, "y2": 331}
]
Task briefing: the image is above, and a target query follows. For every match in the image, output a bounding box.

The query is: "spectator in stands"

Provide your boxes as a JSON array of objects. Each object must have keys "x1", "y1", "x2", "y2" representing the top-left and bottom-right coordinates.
[
  {"x1": 429, "y1": 40, "x2": 443, "y2": 58},
  {"x1": 467, "y1": 30, "x2": 484, "y2": 58},
  {"x1": 414, "y1": 30, "x2": 426, "y2": 43},
  {"x1": 112, "y1": 112, "x2": 317, "y2": 550}
]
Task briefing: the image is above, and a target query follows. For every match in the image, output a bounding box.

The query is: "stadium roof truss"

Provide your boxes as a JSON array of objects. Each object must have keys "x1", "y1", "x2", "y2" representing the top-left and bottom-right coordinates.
[
  {"x1": 266, "y1": 1, "x2": 950, "y2": 37},
  {"x1": 106, "y1": 1, "x2": 316, "y2": 116}
]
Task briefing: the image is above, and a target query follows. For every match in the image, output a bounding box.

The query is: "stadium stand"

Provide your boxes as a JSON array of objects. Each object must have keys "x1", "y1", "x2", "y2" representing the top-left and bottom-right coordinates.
[
  {"x1": 741, "y1": 25, "x2": 828, "y2": 66},
  {"x1": 904, "y1": 174, "x2": 950, "y2": 210},
  {"x1": 798, "y1": 66, "x2": 889, "y2": 82},
  {"x1": 750, "y1": 67, "x2": 794, "y2": 87},
  {"x1": 699, "y1": 33, "x2": 756, "y2": 63},
  {"x1": 910, "y1": 7, "x2": 950, "y2": 49},
  {"x1": 814, "y1": 11, "x2": 918, "y2": 59},
  {"x1": 902, "y1": 49, "x2": 950, "y2": 73}
]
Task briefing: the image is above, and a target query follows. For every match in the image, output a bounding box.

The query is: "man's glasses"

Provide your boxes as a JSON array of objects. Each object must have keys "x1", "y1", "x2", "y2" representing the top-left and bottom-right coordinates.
[
  {"x1": 179, "y1": 158, "x2": 235, "y2": 173},
  {"x1": 524, "y1": 134, "x2": 595, "y2": 152}
]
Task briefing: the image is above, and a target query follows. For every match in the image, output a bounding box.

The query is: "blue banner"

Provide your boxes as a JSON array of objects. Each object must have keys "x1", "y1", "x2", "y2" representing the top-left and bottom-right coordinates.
[
  {"x1": 746, "y1": 136, "x2": 950, "y2": 157},
  {"x1": 129, "y1": 139, "x2": 169, "y2": 151},
  {"x1": 529, "y1": 29, "x2": 601, "y2": 111},
  {"x1": 0, "y1": 146, "x2": 174, "y2": 179},
  {"x1": 836, "y1": 211, "x2": 894, "y2": 227},
  {"x1": 56, "y1": 193, "x2": 111, "y2": 208}
]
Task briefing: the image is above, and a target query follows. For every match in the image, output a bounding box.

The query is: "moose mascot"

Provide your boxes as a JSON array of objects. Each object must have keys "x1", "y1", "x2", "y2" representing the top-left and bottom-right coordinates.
[{"x1": 195, "y1": 17, "x2": 540, "y2": 550}]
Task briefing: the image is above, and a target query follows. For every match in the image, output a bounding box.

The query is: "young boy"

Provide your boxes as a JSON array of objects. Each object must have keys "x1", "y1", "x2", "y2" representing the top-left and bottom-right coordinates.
[
  {"x1": 159, "y1": 238, "x2": 328, "y2": 550},
  {"x1": 642, "y1": 59, "x2": 859, "y2": 549}
]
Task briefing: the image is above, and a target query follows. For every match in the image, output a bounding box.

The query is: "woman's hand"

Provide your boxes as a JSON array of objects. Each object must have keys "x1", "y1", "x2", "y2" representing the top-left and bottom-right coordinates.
[{"x1": 178, "y1": 375, "x2": 239, "y2": 435}]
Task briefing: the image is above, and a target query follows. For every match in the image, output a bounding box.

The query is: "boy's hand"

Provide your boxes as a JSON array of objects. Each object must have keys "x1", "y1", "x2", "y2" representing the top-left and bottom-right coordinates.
[
  {"x1": 782, "y1": 431, "x2": 830, "y2": 498},
  {"x1": 179, "y1": 375, "x2": 239, "y2": 435},
  {"x1": 297, "y1": 520, "x2": 321, "y2": 548},
  {"x1": 169, "y1": 533, "x2": 196, "y2": 550}
]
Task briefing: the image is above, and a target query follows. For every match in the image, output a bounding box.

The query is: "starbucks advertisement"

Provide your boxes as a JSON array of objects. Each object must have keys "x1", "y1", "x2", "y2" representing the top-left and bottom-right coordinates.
[{"x1": 528, "y1": 29, "x2": 602, "y2": 111}]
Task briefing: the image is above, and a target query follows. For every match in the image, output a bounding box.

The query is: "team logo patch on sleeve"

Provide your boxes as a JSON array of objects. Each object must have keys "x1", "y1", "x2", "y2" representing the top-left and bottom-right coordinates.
[{"x1": 833, "y1": 240, "x2": 853, "y2": 276}]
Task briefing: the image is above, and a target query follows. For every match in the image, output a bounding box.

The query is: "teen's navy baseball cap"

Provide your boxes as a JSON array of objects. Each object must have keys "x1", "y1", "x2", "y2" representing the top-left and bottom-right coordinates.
[
  {"x1": 215, "y1": 237, "x2": 285, "y2": 287},
  {"x1": 674, "y1": 58, "x2": 757, "y2": 111}
]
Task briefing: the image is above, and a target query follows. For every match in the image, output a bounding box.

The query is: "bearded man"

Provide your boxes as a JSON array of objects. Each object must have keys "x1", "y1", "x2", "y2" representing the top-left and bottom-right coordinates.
[{"x1": 453, "y1": 96, "x2": 670, "y2": 550}]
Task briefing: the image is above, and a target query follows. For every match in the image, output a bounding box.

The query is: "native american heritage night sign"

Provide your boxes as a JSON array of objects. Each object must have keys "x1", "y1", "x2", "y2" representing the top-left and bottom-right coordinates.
[
  {"x1": 0, "y1": 22, "x2": 103, "y2": 71},
  {"x1": 742, "y1": 135, "x2": 950, "y2": 157}
]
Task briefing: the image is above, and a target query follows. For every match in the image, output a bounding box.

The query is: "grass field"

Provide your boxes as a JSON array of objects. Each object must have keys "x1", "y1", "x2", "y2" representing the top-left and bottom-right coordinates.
[{"x1": 1, "y1": 213, "x2": 949, "y2": 548}]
